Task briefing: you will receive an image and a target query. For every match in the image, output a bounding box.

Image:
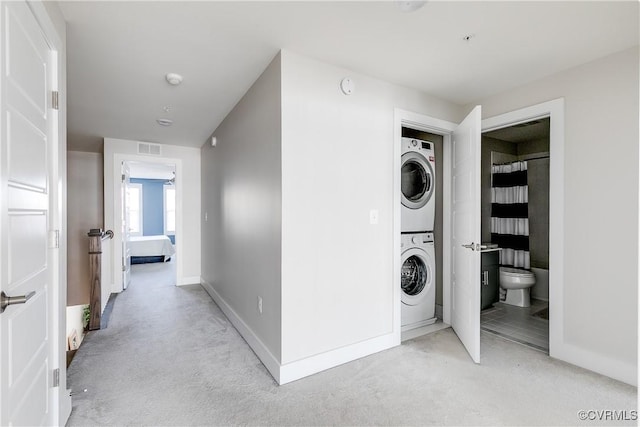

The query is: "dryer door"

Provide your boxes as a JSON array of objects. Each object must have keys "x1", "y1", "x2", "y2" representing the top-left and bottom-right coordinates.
[
  {"x1": 401, "y1": 248, "x2": 434, "y2": 306},
  {"x1": 401, "y1": 152, "x2": 434, "y2": 209}
]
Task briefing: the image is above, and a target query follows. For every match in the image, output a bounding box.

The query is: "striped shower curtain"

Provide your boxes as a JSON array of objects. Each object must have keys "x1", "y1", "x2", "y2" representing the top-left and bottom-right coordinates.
[{"x1": 491, "y1": 161, "x2": 530, "y2": 269}]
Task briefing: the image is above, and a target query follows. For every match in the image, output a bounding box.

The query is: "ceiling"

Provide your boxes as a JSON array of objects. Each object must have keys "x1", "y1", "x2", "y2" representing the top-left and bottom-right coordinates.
[
  {"x1": 59, "y1": 1, "x2": 639, "y2": 152},
  {"x1": 484, "y1": 118, "x2": 550, "y2": 143}
]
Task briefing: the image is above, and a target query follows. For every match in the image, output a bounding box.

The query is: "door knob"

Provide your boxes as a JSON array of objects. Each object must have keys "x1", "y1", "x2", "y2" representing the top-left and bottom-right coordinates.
[
  {"x1": 462, "y1": 242, "x2": 484, "y2": 251},
  {"x1": 1, "y1": 291, "x2": 35, "y2": 313}
]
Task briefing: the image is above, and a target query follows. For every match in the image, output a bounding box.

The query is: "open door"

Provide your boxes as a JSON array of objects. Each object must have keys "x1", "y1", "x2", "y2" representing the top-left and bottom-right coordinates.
[
  {"x1": 451, "y1": 106, "x2": 482, "y2": 363},
  {"x1": 121, "y1": 162, "x2": 131, "y2": 289},
  {"x1": 0, "y1": 1, "x2": 59, "y2": 424}
]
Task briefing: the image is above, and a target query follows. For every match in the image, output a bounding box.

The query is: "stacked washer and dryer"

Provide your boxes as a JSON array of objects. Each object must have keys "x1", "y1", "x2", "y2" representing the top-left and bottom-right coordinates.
[{"x1": 401, "y1": 137, "x2": 437, "y2": 331}]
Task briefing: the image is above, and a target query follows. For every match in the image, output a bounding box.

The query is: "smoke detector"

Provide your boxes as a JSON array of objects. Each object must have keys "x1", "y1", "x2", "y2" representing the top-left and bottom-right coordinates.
[{"x1": 165, "y1": 73, "x2": 183, "y2": 86}]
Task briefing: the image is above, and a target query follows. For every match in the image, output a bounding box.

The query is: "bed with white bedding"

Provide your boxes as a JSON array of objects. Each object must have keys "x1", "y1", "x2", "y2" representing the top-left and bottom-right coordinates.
[{"x1": 129, "y1": 235, "x2": 175, "y2": 263}]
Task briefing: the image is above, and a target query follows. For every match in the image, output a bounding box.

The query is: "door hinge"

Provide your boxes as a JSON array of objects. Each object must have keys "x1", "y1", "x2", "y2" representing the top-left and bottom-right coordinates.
[
  {"x1": 121, "y1": 174, "x2": 126, "y2": 183},
  {"x1": 53, "y1": 368, "x2": 60, "y2": 388},
  {"x1": 48, "y1": 230, "x2": 60, "y2": 249},
  {"x1": 52, "y1": 91, "x2": 59, "y2": 110},
  {"x1": 122, "y1": 259, "x2": 126, "y2": 272}
]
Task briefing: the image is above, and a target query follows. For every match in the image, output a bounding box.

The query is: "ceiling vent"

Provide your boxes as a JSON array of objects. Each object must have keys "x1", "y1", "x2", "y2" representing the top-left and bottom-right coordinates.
[{"x1": 138, "y1": 142, "x2": 162, "y2": 156}]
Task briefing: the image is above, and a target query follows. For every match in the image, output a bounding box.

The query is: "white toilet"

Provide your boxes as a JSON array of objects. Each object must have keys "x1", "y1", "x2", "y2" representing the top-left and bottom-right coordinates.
[{"x1": 499, "y1": 267, "x2": 536, "y2": 307}]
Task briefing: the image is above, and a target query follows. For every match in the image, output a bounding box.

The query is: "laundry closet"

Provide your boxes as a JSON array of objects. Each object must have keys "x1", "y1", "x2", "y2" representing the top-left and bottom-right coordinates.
[{"x1": 400, "y1": 127, "x2": 444, "y2": 337}]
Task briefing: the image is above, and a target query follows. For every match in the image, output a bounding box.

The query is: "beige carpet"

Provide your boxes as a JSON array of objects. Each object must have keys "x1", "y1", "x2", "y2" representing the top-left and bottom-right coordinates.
[{"x1": 66, "y1": 260, "x2": 636, "y2": 426}]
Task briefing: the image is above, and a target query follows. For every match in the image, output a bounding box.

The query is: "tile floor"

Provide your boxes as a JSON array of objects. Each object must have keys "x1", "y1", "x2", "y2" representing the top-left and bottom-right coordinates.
[{"x1": 481, "y1": 299, "x2": 549, "y2": 352}]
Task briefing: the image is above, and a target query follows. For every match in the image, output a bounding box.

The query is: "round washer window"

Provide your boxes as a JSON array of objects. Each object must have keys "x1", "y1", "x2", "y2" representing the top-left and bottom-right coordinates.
[
  {"x1": 401, "y1": 160, "x2": 431, "y2": 202},
  {"x1": 401, "y1": 255, "x2": 428, "y2": 296}
]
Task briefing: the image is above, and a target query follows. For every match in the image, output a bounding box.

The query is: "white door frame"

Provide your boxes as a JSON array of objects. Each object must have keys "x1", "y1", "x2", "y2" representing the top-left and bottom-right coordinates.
[
  {"x1": 393, "y1": 108, "x2": 457, "y2": 342},
  {"x1": 26, "y1": 2, "x2": 71, "y2": 424},
  {"x1": 481, "y1": 98, "x2": 565, "y2": 359},
  {"x1": 109, "y1": 154, "x2": 183, "y2": 292}
]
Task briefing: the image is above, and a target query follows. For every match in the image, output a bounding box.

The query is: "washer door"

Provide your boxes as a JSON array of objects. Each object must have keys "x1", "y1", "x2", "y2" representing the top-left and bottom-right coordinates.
[
  {"x1": 401, "y1": 151, "x2": 434, "y2": 209},
  {"x1": 401, "y1": 247, "x2": 434, "y2": 306}
]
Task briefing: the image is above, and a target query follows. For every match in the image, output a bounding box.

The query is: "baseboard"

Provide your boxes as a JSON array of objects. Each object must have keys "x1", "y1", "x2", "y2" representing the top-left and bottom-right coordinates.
[
  {"x1": 552, "y1": 342, "x2": 637, "y2": 386},
  {"x1": 178, "y1": 276, "x2": 201, "y2": 286},
  {"x1": 200, "y1": 279, "x2": 282, "y2": 383},
  {"x1": 200, "y1": 279, "x2": 398, "y2": 386},
  {"x1": 401, "y1": 321, "x2": 450, "y2": 342},
  {"x1": 279, "y1": 332, "x2": 397, "y2": 385}
]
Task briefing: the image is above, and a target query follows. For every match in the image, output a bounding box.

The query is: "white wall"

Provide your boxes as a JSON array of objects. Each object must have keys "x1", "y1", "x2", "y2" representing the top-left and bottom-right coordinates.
[
  {"x1": 280, "y1": 50, "x2": 462, "y2": 366},
  {"x1": 200, "y1": 53, "x2": 283, "y2": 364},
  {"x1": 103, "y1": 138, "x2": 201, "y2": 289},
  {"x1": 66, "y1": 151, "x2": 103, "y2": 305},
  {"x1": 475, "y1": 47, "x2": 639, "y2": 385}
]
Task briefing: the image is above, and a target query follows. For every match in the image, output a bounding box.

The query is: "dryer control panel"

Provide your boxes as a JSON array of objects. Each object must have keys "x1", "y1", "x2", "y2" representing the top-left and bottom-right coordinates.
[{"x1": 405, "y1": 138, "x2": 433, "y2": 151}]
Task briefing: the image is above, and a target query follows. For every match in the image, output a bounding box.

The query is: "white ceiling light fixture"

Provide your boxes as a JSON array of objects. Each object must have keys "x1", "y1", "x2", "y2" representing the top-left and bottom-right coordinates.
[
  {"x1": 156, "y1": 118, "x2": 173, "y2": 126},
  {"x1": 395, "y1": 1, "x2": 427, "y2": 13},
  {"x1": 165, "y1": 73, "x2": 183, "y2": 86}
]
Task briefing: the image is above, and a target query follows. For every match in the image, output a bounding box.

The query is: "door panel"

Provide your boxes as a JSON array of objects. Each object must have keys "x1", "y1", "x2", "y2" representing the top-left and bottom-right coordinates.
[
  {"x1": 11, "y1": 362, "x2": 48, "y2": 426},
  {"x1": 8, "y1": 291, "x2": 47, "y2": 385},
  {"x1": 8, "y1": 111, "x2": 48, "y2": 189},
  {"x1": 1, "y1": 1, "x2": 54, "y2": 425},
  {"x1": 451, "y1": 106, "x2": 482, "y2": 363},
  {"x1": 8, "y1": 213, "x2": 47, "y2": 289}
]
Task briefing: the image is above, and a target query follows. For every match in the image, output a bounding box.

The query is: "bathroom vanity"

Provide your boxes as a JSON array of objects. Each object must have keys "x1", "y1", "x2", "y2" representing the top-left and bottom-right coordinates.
[{"x1": 480, "y1": 247, "x2": 500, "y2": 310}]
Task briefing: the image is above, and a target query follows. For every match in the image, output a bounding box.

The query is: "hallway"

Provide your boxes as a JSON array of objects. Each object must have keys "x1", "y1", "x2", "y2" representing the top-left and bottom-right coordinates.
[{"x1": 67, "y1": 264, "x2": 636, "y2": 426}]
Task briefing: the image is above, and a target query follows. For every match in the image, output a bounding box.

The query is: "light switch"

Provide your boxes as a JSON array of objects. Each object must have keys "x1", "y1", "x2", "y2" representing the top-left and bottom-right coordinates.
[{"x1": 369, "y1": 209, "x2": 379, "y2": 225}]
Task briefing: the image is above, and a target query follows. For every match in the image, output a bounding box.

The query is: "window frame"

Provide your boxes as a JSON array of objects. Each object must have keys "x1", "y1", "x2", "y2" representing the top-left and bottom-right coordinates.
[
  {"x1": 128, "y1": 182, "x2": 143, "y2": 236},
  {"x1": 164, "y1": 185, "x2": 176, "y2": 236}
]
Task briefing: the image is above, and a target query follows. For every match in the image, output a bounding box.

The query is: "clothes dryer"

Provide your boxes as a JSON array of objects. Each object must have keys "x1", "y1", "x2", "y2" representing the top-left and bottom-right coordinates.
[
  {"x1": 401, "y1": 232, "x2": 437, "y2": 329},
  {"x1": 401, "y1": 137, "x2": 436, "y2": 232}
]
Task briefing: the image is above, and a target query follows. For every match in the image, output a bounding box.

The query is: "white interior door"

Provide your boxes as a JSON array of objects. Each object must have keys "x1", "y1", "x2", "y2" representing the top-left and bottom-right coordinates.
[
  {"x1": 121, "y1": 162, "x2": 131, "y2": 289},
  {"x1": 0, "y1": 1, "x2": 56, "y2": 424},
  {"x1": 451, "y1": 106, "x2": 482, "y2": 363}
]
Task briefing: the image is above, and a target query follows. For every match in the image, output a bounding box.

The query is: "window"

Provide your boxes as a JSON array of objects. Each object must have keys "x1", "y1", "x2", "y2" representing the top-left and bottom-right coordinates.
[
  {"x1": 127, "y1": 183, "x2": 143, "y2": 236},
  {"x1": 164, "y1": 186, "x2": 176, "y2": 235}
]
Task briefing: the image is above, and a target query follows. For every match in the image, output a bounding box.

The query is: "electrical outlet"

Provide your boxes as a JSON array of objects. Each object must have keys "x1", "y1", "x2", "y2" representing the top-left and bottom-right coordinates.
[{"x1": 257, "y1": 296, "x2": 263, "y2": 314}]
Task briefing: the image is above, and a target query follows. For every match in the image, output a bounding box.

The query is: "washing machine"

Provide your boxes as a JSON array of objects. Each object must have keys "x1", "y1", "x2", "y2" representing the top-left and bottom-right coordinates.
[
  {"x1": 401, "y1": 137, "x2": 436, "y2": 233},
  {"x1": 401, "y1": 232, "x2": 437, "y2": 329}
]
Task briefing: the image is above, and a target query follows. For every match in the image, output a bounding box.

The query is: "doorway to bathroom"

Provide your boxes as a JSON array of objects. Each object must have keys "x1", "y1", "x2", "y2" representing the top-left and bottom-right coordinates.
[{"x1": 479, "y1": 118, "x2": 550, "y2": 353}]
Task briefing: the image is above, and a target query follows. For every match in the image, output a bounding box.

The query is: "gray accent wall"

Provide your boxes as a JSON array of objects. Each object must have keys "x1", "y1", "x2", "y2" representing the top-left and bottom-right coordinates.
[{"x1": 200, "y1": 53, "x2": 283, "y2": 361}]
